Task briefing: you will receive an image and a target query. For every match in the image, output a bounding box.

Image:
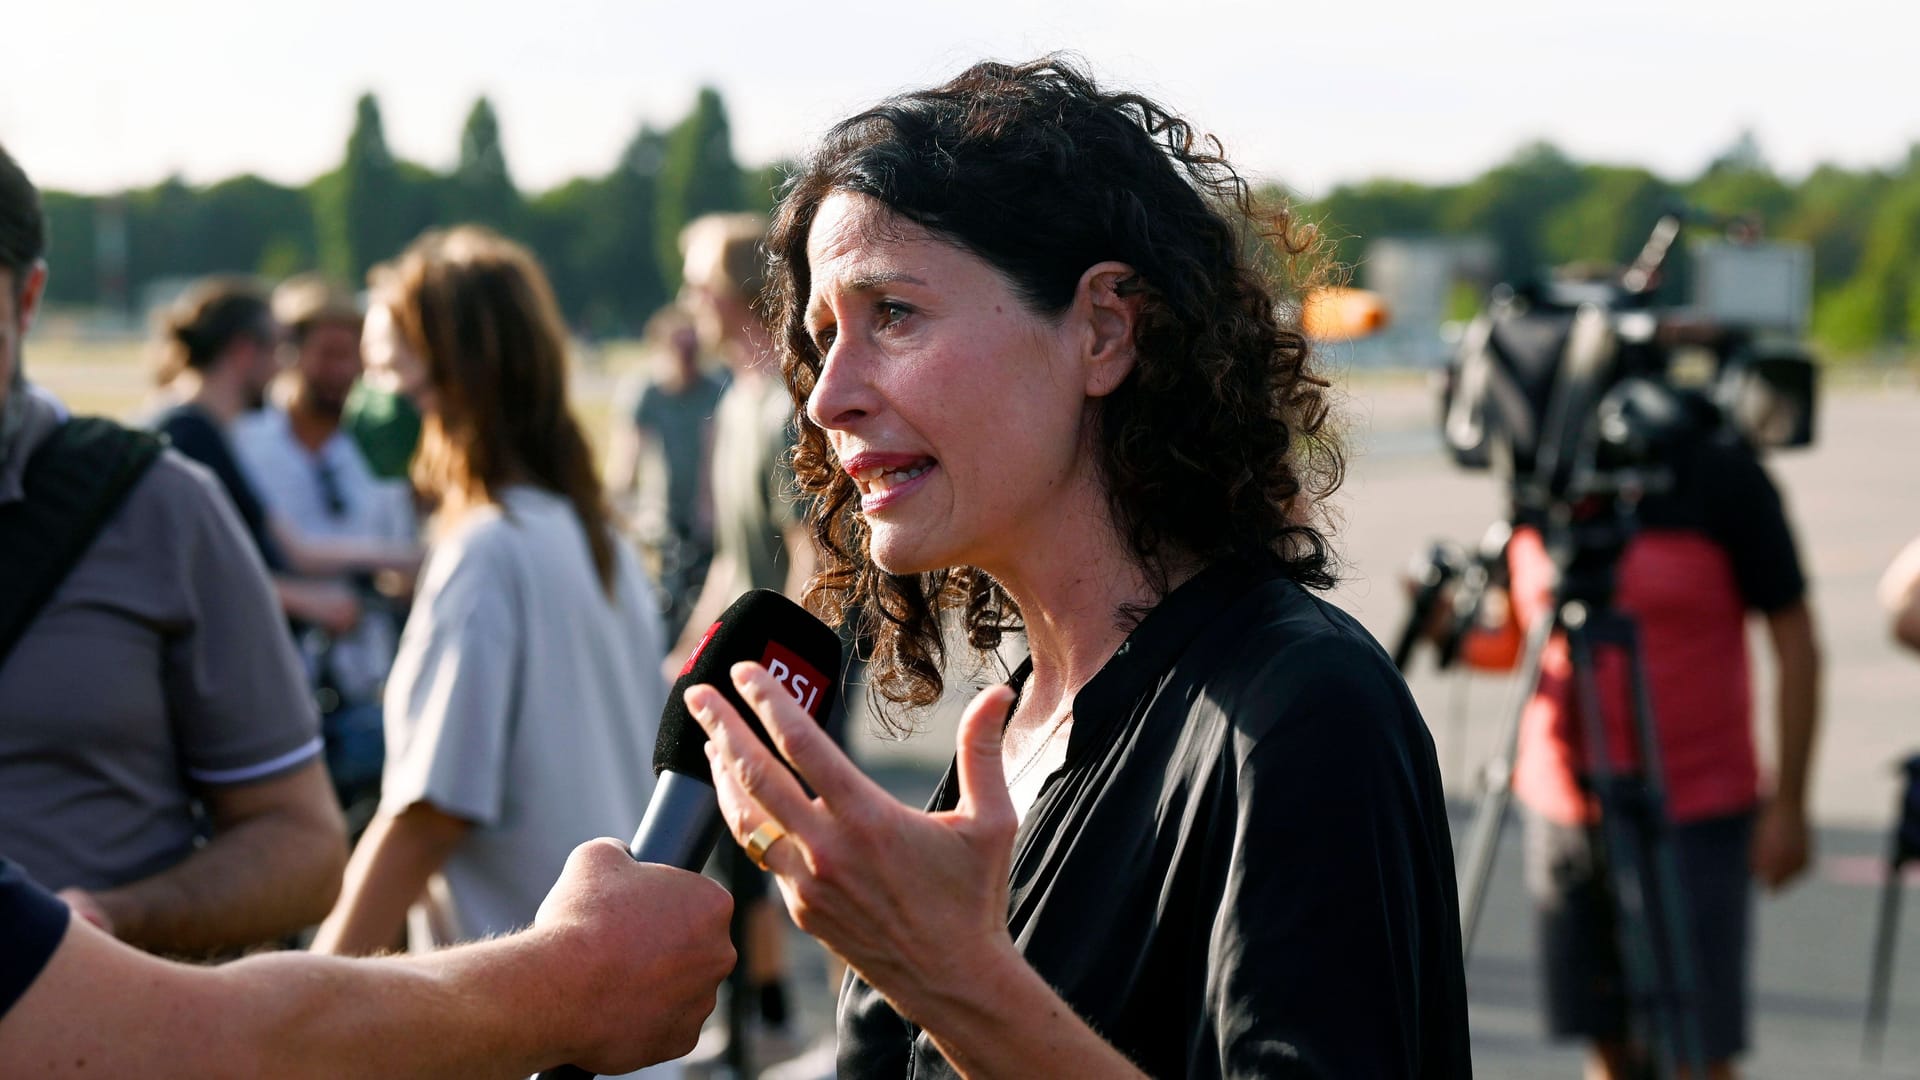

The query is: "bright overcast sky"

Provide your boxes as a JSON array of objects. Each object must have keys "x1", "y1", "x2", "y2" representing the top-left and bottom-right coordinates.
[{"x1": 5, "y1": 0, "x2": 1915, "y2": 199}]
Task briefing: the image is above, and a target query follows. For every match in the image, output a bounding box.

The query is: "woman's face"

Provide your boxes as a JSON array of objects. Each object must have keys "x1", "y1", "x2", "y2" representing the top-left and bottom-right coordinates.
[
  {"x1": 361, "y1": 300, "x2": 436, "y2": 416},
  {"x1": 235, "y1": 321, "x2": 286, "y2": 408},
  {"x1": 803, "y1": 192, "x2": 1101, "y2": 578}
]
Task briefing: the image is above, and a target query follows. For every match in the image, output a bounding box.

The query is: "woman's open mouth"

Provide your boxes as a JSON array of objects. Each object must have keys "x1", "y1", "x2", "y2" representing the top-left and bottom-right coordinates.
[{"x1": 847, "y1": 456, "x2": 938, "y2": 513}]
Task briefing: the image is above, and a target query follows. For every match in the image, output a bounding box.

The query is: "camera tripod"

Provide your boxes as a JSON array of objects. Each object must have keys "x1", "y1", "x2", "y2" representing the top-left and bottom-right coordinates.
[
  {"x1": 1863, "y1": 753, "x2": 1920, "y2": 1062},
  {"x1": 1451, "y1": 497, "x2": 1710, "y2": 1079}
]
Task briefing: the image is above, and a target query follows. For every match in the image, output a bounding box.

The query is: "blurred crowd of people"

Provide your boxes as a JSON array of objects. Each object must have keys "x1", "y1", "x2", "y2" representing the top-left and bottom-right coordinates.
[{"x1": 0, "y1": 136, "x2": 833, "y2": 1078}]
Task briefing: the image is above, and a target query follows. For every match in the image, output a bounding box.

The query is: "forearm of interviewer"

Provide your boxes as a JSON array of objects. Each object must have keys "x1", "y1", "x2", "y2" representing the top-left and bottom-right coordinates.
[
  {"x1": 228, "y1": 930, "x2": 573, "y2": 1079},
  {"x1": 3, "y1": 911, "x2": 579, "y2": 1080},
  {"x1": 2, "y1": 841, "x2": 731, "y2": 1079}
]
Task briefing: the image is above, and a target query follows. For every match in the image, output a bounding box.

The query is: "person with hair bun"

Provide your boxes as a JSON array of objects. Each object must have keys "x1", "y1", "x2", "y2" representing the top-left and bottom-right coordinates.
[
  {"x1": 692, "y1": 58, "x2": 1470, "y2": 1077},
  {"x1": 150, "y1": 277, "x2": 289, "y2": 566},
  {"x1": 313, "y1": 227, "x2": 672, "y2": 974}
]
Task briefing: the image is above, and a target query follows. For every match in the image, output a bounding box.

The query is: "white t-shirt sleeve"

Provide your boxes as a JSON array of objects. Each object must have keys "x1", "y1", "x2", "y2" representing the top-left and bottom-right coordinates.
[
  {"x1": 380, "y1": 530, "x2": 519, "y2": 826},
  {"x1": 228, "y1": 413, "x2": 287, "y2": 515}
]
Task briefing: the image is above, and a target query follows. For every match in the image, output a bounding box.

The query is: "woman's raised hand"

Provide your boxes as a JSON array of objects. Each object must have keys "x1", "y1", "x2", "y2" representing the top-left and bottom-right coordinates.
[{"x1": 687, "y1": 664, "x2": 1023, "y2": 1018}]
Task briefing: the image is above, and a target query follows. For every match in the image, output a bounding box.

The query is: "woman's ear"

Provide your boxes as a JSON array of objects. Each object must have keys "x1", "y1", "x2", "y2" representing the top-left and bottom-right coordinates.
[{"x1": 1076, "y1": 261, "x2": 1142, "y2": 398}]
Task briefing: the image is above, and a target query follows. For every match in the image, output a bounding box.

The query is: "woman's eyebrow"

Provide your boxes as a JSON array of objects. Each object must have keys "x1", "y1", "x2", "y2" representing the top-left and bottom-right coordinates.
[
  {"x1": 845, "y1": 271, "x2": 927, "y2": 293},
  {"x1": 807, "y1": 272, "x2": 929, "y2": 327}
]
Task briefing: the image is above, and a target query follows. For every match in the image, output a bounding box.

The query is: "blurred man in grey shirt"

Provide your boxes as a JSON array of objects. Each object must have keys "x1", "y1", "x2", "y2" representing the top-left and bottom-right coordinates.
[{"x1": 0, "y1": 142, "x2": 345, "y2": 955}]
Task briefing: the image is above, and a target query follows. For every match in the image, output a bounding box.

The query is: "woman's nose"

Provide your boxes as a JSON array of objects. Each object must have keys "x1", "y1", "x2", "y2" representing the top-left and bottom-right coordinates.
[{"x1": 806, "y1": 346, "x2": 877, "y2": 431}]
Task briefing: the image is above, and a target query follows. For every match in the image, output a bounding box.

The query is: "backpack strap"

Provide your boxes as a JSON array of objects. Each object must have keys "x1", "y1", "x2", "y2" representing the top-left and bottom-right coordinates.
[{"x1": 0, "y1": 417, "x2": 164, "y2": 670}]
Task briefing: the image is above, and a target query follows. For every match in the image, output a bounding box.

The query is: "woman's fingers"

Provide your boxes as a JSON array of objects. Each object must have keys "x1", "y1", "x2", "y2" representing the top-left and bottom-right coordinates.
[
  {"x1": 950, "y1": 684, "x2": 1018, "y2": 837},
  {"x1": 728, "y1": 663, "x2": 885, "y2": 810},
  {"x1": 685, "y1": 682, "x2": 820, "y2": 835},
  {"x1": 701, "y1": 676, "x2": 1019, "y2": 989},
  {"x1": 705, "y1": 743, "x2": 808, "y2": 878}
]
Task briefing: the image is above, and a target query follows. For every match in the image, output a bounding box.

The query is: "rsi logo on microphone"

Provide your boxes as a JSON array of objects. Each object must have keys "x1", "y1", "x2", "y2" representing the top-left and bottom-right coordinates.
[{"x1": 760, "y1": 642, "x2": 831, "y2": 718}]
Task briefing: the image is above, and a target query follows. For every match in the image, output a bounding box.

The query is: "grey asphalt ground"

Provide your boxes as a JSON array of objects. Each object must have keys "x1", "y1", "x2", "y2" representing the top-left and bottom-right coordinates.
[{"x1": 770, "y1": 375, "x2": 1920, "y2": 1077}]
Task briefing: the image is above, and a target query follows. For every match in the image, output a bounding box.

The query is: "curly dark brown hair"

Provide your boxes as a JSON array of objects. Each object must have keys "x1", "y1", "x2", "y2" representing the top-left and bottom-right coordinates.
[{"x1": 766, "y1": 56, "x2": 1343, "y2": 724}]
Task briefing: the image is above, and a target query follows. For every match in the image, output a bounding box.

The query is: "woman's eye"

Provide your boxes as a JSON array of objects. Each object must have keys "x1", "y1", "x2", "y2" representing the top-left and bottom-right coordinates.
[
  {"x1": 812, "y1": 326, "x2": 837, "y2": 353},
  {"x1": 877, "y1": 301, "x2": 912, "y2": 328}
]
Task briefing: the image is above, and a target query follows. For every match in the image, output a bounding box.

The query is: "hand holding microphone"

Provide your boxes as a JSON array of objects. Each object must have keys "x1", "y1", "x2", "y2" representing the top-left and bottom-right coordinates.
[
  {"x1": 537, "y1": 590, "x2": 840, "y2": 1080},
  {"x1": 528, "y1": 840, "x2": 735, "y2": 1077}
]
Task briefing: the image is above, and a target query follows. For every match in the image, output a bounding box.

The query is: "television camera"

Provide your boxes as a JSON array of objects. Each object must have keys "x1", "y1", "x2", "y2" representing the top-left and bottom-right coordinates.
[
  {"x1": 1407, "y1": 207, "x2": 1819, "y2": 673},
  {"x1": 1412, "y1": 209, "x2": 1821, "y2": 1078}
]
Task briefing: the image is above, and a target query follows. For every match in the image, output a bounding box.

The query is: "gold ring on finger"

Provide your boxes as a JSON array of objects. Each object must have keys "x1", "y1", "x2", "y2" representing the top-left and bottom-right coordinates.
[{"x1": 744, "y1": 820, "x2": 789, "y2": 870}]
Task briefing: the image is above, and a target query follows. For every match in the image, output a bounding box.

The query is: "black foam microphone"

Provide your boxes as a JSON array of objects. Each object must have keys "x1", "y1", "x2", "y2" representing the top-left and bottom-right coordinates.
[
  {"x1": 538, "y1": 590, "x2": 840, "y2": 1080},
  {"x1": 628, "y1": 589, "x2": 841, "y2": 869}
]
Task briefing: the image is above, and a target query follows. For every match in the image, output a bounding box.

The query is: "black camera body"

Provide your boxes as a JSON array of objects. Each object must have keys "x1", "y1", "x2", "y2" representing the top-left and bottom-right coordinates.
[{"x1": 1439, "y1": 213, "x2": 1817, "y2": 514}]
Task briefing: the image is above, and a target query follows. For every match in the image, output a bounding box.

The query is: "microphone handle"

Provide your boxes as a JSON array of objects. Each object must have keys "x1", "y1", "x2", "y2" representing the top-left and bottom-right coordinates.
[
  {"x1": 626, "y1": 770, "x2": 726, "y2": 866},
  {"x1": 535, "y1": 772, "x2": 724, "y2": 1080}
]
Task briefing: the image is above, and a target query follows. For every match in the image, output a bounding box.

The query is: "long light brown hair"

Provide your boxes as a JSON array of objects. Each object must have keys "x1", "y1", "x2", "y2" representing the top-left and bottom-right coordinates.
[{"x1": 376, "y1": 226, "x2": 617, "y2": 594}]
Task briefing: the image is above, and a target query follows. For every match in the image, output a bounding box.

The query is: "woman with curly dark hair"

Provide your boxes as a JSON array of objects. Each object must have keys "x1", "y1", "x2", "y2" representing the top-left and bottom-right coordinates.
[{"x1": 690, "y1": 58, "x2": 1470, "y2": 1077}]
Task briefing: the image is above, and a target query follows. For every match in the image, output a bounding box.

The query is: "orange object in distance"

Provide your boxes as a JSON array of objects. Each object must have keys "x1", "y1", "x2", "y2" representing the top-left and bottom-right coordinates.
[{"x1": 1301, "y1": 287, "x2": 1390, "y2": 341}]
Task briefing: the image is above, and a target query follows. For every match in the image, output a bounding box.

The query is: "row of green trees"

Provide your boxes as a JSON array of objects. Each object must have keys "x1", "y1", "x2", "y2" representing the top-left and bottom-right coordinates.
[
  {"x1": 1304, "y1": 133, "x2": 1920, "y2": 356},
  {"x1": 35, "y1": 94, "x2": 1920, "y2": 355},
  {"x1": 40, "y1": 89, "x2": 781, "y2": 337}
]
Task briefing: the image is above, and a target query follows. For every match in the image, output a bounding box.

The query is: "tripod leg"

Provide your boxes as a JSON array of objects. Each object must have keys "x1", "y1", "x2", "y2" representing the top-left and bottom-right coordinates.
[
  {"x1": 1457, "y1": 607, "x2": 1559, "y2": 958},
  {"x1": 1456, "y1": 768, "x2": 1514, "y2": 961},
  {"x1": 1391, "y1": 592, "x2": 1434, "y2": 672},
  {"x1": 1564, "y1": 619, "x2": 1659, "y2": 1072},
  {"x1": 1393, "y1": 562, "x2": 1454, "y2": 672},
  {"x1": 1614, "y1": 615, "x2": 1710, "y2": 1078},
  {"x1": 1563, "y1": 610, "x2": 1707, "y2": 1080},
  {"x1": 1863, "y1": 848, "x2": 1908, "y2": 1063}
]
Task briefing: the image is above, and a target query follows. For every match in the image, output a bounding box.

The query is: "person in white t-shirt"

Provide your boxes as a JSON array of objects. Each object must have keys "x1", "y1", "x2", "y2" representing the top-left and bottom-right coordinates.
[
  {"x1": 312, "y1": 229, "x2": 667, "y2": 975},
  {"x1": 235, "y1": 276, "x2": 417, "y2": 809}
]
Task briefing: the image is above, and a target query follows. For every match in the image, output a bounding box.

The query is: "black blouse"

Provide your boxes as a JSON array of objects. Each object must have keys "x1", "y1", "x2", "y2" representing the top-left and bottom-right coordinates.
[{"x1": 837, "y1": 560, "x2": 1472, "y2": 1078}]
